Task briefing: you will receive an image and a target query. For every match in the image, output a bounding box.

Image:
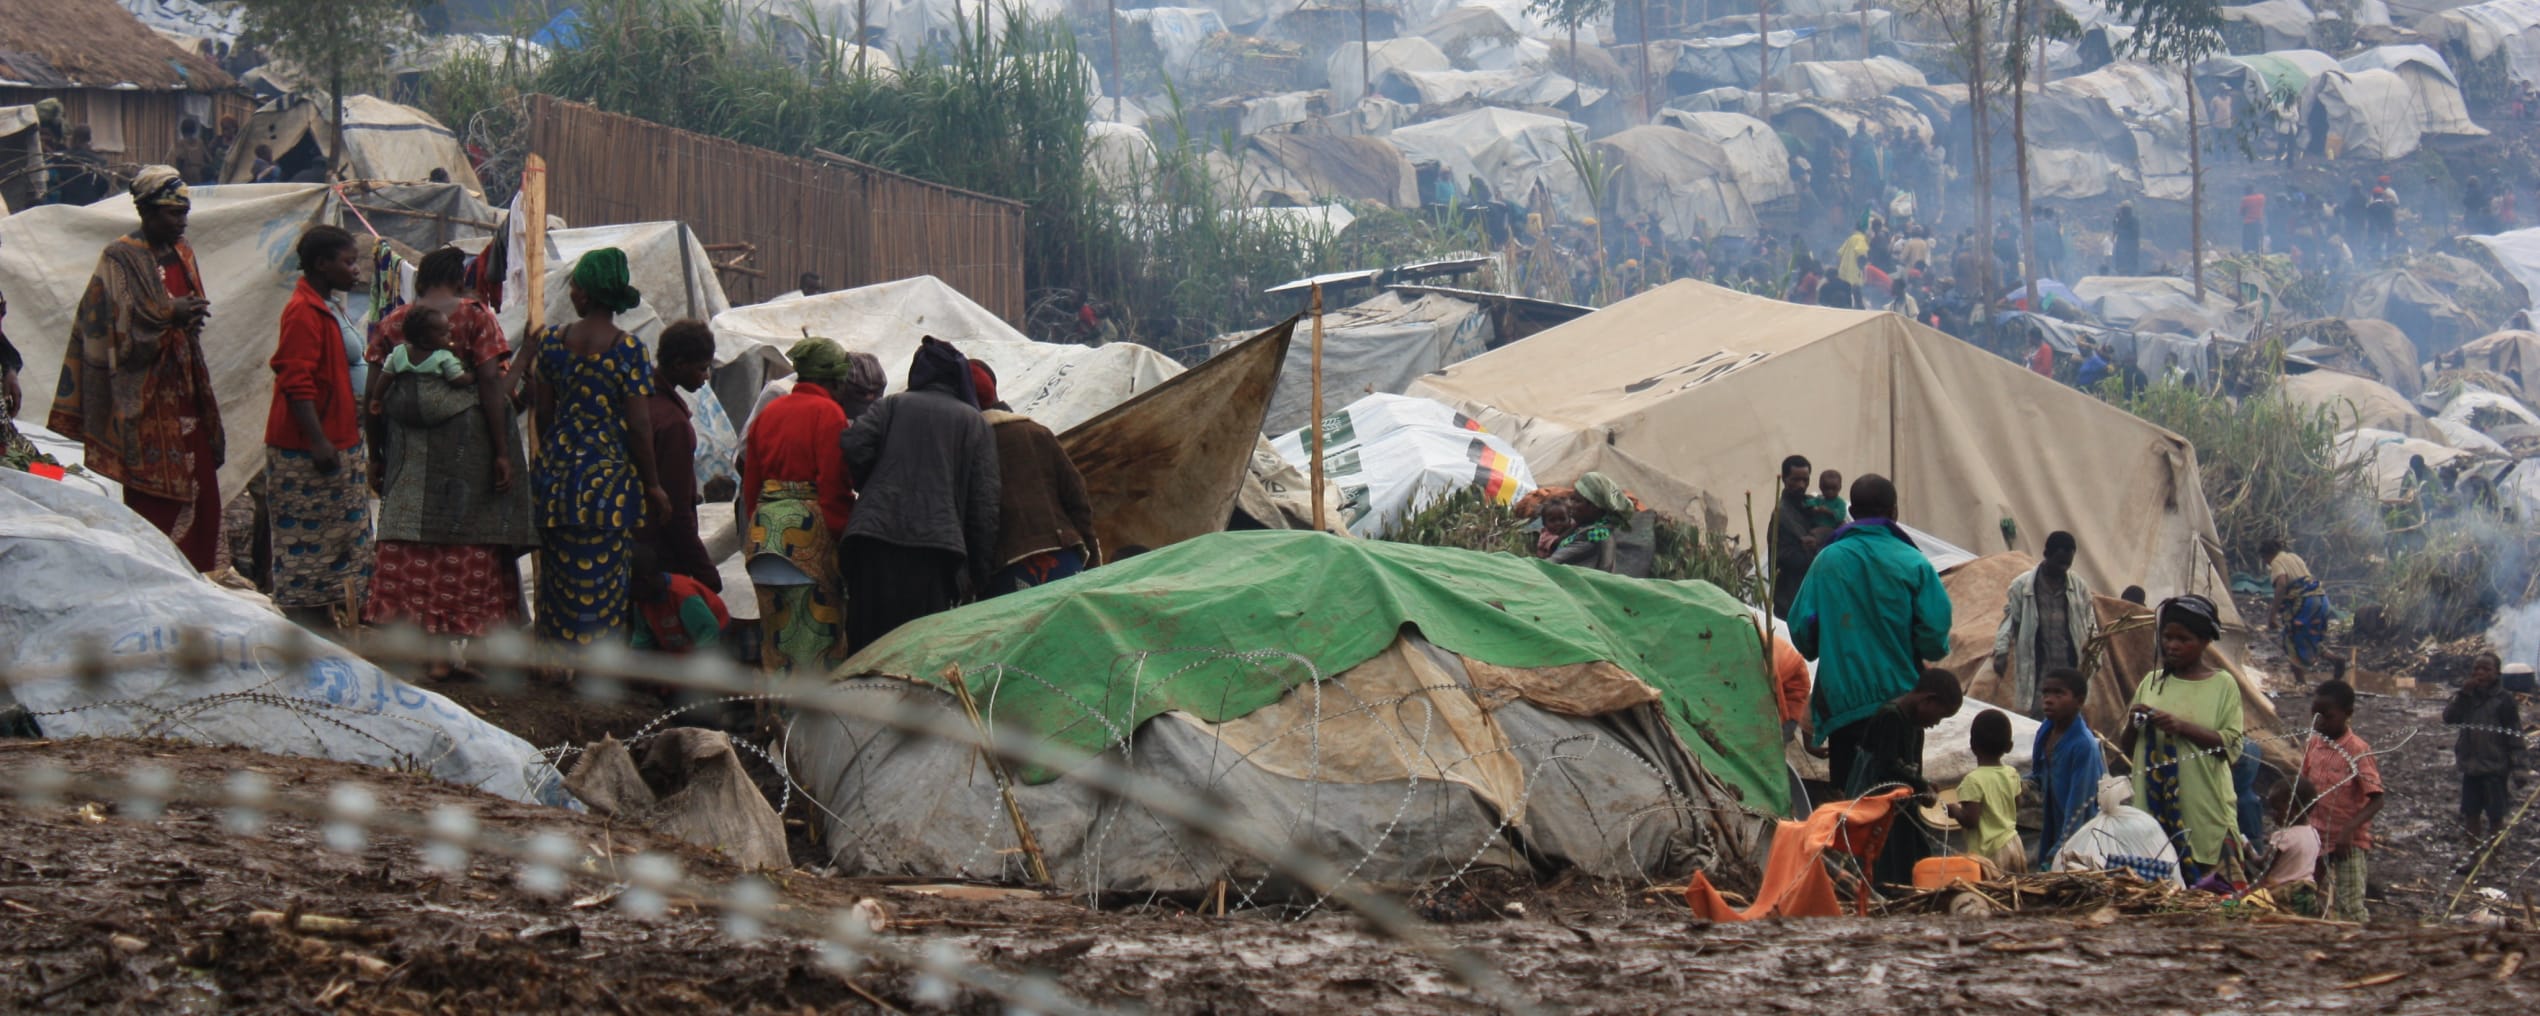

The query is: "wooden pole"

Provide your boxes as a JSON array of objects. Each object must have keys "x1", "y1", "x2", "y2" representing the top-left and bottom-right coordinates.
[
  {"x1": 1309, "y1": 283, "x2": 1327, "y2": 532},
  {"x1": 943, "y1": 666, "x2": 1053, "y2": 887},
  {"x1": 1360, "y1": 0, "x2": 1372, "y2": 102},
  {"x1": 506, "y1": 154, "x2": 549, "y2": 405},
  {"x1": 1109, "y1": 0, "x2": 1123, "y2": 122}
]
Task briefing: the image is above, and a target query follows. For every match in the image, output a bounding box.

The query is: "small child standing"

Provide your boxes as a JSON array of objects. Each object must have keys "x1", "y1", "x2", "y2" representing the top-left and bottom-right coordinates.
[
  {"x1": 383, "y1": 306, "x2": 474, "y2": 385},
  {"x1": 2030, "y1": 668, "x2": 2105, "y2": 867},
  {"x1": 1846, "y1": 668, "x2": 1965, "y2": 888},
  {"x1": 1805, "y1": 468, "x2": 1849, "y2": 532},
  {"x1": 2444, "y1": 651, "x2": 2524, "y2": 842},
  {"x1": 2298, "y1": 679, "x2": 2384, "y2": 924},
  {"x1": 1949, "y1": 709, "x2": 2028, "y2": 875},
  {"x1": 630, "y1": 545, "x2": 728, "y2": 655}
]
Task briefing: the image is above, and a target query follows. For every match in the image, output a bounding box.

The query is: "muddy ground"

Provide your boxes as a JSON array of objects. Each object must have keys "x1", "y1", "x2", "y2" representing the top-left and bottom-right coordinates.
[{"x1": 2, "y1": 737, "x2": 2533, "y2": 1014}]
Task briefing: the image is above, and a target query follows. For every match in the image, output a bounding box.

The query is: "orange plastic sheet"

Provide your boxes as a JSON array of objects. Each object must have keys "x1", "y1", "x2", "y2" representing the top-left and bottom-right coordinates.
[{"x1": 1685, "y1": 788, "x2": 1914, "y2": 921}]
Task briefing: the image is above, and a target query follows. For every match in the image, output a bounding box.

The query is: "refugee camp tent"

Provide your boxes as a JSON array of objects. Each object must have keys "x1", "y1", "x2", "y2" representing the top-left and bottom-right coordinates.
[
  {"x1": 2074, "y1": 275, "x2": 2243, "y2": 335},
  {"x1": 2432, "y1": 386, "x2": 2540, "y2": 449},
  {"x1": 2421, "y1": 0, "x2": 2540, "y2": 89},
  {"x1": 2453, "y1": 329, "x2": 2540, "y2": 406},
  {"x1": 2221, "y1": 0, "x2": 2320, "y2": 54},
  {"x1": 2279, "y1": 317, "x2": 2424, "y2": 398},
  {"x1": 1245, "y1": 133, "x2": 1420, "y2": 208},
  {"x1": 1407, "y1": 280, "x2": 2242, "y2": 617},
  {"x1": 1331, "y1": 37, "x2": 1451, "y2": 106},
  {"x1": 1269, "y1": 393, "x2": 1536, "y2": 537},
  {"x1": 2337, "y1": 427, "x2": 2468, "y2": 496},
  {"x1": 1115, "y1": 7, "x2": 1228, "y2": 79},
  {"x1": 711, "y1": 275, "x2": 1180, "y2": 434},
  {"x1": 1086, "y1": 120, "x2": 1157, "y2": 195},
  {"x1": 788, "y1": 531, "x2": 1781, "y2": 894},
  {"x1": 1592, "y1": 125, "x2": 1765, "y2": 240},
  {"x1": 1229, "y1": 289, "x2": 1496, "y2": 435},
  {"x1": 217, "y1": 94, "x2": 485, "y2": 194},
  {"x1": 1654, "y1": 110, "x2": 1797, "y2": 206},
  {"x1": 2280, "y1": 368, "x2": 2445, "y2": 441},
  {"x1": 1389, "y1": 107, "x2": 1592, "y2": 221},
  {"x1": 2302, "y1": 68, "x2": 2426, "y2": 160},
  {"x1": 2029, "y1": 62, "x2": 2193, "y2": 199},
  {"x1": 2341, "y1": 45, "x2": 2481, "y2": 135},
  {"x1": 493, "y1": 219, "x2": 734, "y2": 351},
  {"x1": 1417, "y1": 2, "x2": 1551, "y2": 71},
  {"x1": 2342, "y1": 266, "x2": 2480, "y2": 355},
  {"x1": 2464, "y1": 227, "x2": 2540, "y2": 323},
  {"x1": 0, "y1": 469, "x2": 567, "y2": 806},
  {"x1": 1786, "y1": 56, "x2": 1927, "y2": 102},
  {"x1": 1382, "y1": 68, "x2": 1599, "y2": 109},
  {"x1": 2198, "y1": 49, "x2": 2339, "y2": 108}
]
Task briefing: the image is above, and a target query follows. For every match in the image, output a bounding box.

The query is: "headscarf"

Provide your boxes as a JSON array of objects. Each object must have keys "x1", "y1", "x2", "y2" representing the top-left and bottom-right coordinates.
[
  {"x1": 1574, "y1": 472, "x2": 1633, "y2": 517},
  {"x1": 569, "y1": 247, "x2": 642, "y2": 314},
  {"x1": 34, "y1": 98, "x2": 60, "y2": 125},
  {"x1": 130, "y1": 165, "x2": 189, "y2": 210},
  {"x1": 967, "y1": 360, "x2": 1000, "y2": 410},
  {"x1": 2155, "y1": 594, "x2": 2222, "y2": 643},
  {"x1": 838, "y1": 351, "x2": 885, "y2": 419},
  {"x1": 787, "y1": 336, "x2": 850, "y2": 383},
  {"x1": 908, "y1": 335, "x2": 978, "y2": 407}
]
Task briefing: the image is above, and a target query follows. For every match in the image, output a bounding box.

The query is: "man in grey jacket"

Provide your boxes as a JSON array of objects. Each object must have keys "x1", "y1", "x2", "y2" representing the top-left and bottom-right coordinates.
[
  {"x1": 1990, "y1": 530, "x2": 2098, "y2": 716},
  {"x1": 839, "y1": 336, "x2": 1001, "y2": 653}
]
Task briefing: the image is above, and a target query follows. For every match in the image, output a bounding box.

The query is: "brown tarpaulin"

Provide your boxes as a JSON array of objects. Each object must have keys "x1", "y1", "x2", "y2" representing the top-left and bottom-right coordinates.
[{"x1": 1061, "y1": 317, "x2": 1296, "y2": 556}]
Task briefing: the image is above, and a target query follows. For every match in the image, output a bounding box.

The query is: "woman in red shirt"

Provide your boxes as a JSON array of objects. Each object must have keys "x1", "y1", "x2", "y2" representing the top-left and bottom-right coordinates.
[
  {"x1": 263, "y1": 224, "x2": 374, "y2": 628},
  {"x1": 738, "y1": 336, "x2": 870, "y2": 673}
]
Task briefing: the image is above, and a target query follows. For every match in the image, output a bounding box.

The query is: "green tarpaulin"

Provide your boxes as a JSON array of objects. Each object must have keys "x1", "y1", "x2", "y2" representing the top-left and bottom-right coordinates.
[{"x1": 841, "y1": 530, "x2": 1786, "y2": 812}]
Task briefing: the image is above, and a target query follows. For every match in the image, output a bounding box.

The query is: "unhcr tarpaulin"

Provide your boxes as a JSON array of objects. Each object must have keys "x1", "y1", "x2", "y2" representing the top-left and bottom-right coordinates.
[
  {"x1": 1407, "y1": 280, "x2": 2242, "y2": 621},
  {"x1": 2303, "y1": 68, "x2": 2425, "y2": 160},
  {"x1": 2455, "y1": 329, "x2": 2540, "y2": 406},
  {"x1": 1269, "y1": 392, "x2": 1536, "y2": 537},
  {"x1": 1385, "y1": 67, "x2": 1602, "y2": 108},
  {"x1": 788, "y1": 530, "x2": 1781, "y2": 891},
  {"x1": 2337, "y1": 427, "x2": 2467, "y2": 497},
  {"x1": 1228, "y1": 290, "x2": 1493, "y2": 435},
  {"x1": 1593, "y1": 125, "x2": 1764, "y2": 240},
  {"x1": 2221, "y1": 0, "x2": 2319, "y2": 53},
  {"x1": 2029, "y1": 62, "x2": 2192, "y2": 199},
  {"x1": 4, "y1": 183, "x2": 334, "y2": 506},
  {"x1": 711, "y1": 275, "x2": 1179, "y2": 434},
  {"x1": 1389, "y1": 107, "x2": 1592, "y2": 221},
  {"x1": 218, "y1": 95, "x2": 486, "y2": 194}
]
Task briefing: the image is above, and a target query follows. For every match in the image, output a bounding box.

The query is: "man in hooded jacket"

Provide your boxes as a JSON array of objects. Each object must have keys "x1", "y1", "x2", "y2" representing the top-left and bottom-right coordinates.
[{"x1": 838, "y1": 337, "x2": 1000, "y2": 652}]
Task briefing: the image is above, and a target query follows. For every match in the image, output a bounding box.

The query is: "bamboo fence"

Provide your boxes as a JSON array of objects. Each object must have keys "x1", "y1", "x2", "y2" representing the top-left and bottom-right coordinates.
[{"x1": 524, "y1": 94, "x2": 1027, "y2": 318}]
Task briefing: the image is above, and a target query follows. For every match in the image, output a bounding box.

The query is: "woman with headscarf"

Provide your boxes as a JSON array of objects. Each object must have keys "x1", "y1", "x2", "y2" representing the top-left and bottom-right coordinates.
[
  {"x1": 526, "y1": 248, "x2": 668, "y2": 646},
  {"x1": 972, "y1": 360, "x2": 1098, "y2": 596},
  {"x1": 362, "y1": 247, "x2": 535, "y2": 669},
  {"x1": 838, "y1": 336, "x2": 1000, "y2": 652},
  {"x1": 48, "y1": 166, "x2": 224, "y2": 569},
  {"x1": 263, "y1": 224, "x2": 376, "y2": 627},
  {"x1": 737, "y1": 336, "x2": 867, "y2": 671},
  {"x1": 1545, "y1": 473, "x2": 1654, "y2": 577},
  {"x1": 2120, "y1": 594, "x2": 2248, "y2": 886}
]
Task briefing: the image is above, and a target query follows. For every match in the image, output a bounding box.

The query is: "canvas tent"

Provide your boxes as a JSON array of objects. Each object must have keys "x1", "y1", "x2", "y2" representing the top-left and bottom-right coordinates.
[
  {"x1": 2302, "y1": 69, "x2": 2426, "y2": 160},
  {"x1": 2027, "y1": 62, "x2": 2193, "y2": 199},
  {"x1": 1407, "y1": 280, "x2": 2242, "y2": 618},
  {"x1": 1592, "y1": 125, "x2": 1767, "y2": 240},
  {"x1": 1654, "y1": 110, "x2": 1796, "y2": 206},
  {"x1": 2280, "y1": 368, "x2": 2444, "y2": 441},
  {"x1": 2453, "y1": 329, "x2": 2540, "y2": 407},
  {"x1": 2341, "y1": 266, "x2": 2480, "y2": 354},
  {"x1": 1389, "y1": 107, "x2": 1592, "y2": 222},
  {"x1": 218, "y1": 94, "x2": 486, "y2": 194},
  {"x1": 2279, "y1": 317, "x2": 2424, "y2": 398},
  {"x1": 2341, "y1": 45, "x2": 2481, "y2": 135},
  {"x1": 2465, "y1": 226, "x2": 2540, "y2": 323},
  {"x1": 1331, "y1": 37, "x2": 1452, "y2": 106},
  {"x1": 1786, "y1": 56, "x2": 1927, "y2": 102},
  {"x1": 787, "y1": 531, "x2": 1780, "y2": 894},
  {"x1": 2421, "y1": 0, "x2": 2540, "y2": 89},
  {"x1": 1227, "y1": 289, "x2": 1495, "y2": 435},
  {"x1": 1241, "y1": 133, "x2": 1421, "y2": 209},
  {"x1": 2222, "y1": 0, "x2": 2320, "y2": 53},
  {"x1": 2337, "y1": 427, "x2": 2467, "y2": 497}
]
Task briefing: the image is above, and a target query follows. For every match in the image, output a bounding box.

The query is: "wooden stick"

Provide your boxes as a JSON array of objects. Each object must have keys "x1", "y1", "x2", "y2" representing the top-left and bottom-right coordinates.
[
  {"x1": 942, "y1": 665, "x2": 1053, "y2": 887},
  {"x1": 1309, "y1": 282, "x2": 1327, "y2": 531}
]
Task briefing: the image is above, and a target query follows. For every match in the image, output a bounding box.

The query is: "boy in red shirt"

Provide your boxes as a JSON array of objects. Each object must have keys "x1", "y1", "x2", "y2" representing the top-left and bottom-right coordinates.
[
  {"x1": 629, "y1": 545, "x2": 727, "y2": 655},
  {"x1": 2298, "y1": 678, "x2": 2384, "y2": 924}
]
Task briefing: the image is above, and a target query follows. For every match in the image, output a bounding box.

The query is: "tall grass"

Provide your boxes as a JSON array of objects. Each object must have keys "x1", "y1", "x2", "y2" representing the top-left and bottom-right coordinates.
[
  {"x1": 1380, "y1": 486, "x2": 1766, "y2": 606},
  {"x1": 418, "y1": 0, "x2": 1383, "y2": 352},
  {"x1": 2121, "y1": 377, "x2": 2378, "y2": 576}
]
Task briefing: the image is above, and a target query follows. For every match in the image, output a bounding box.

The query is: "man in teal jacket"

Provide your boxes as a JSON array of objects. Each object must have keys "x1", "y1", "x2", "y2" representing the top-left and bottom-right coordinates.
[{"x1": 1790, "y1": 474, "x2": 1953, "y2": 786}]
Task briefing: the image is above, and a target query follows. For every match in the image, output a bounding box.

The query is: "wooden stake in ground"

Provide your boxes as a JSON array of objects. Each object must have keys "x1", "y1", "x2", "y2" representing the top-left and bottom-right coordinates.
[
  {"x1": 1309, "y1": 282, "x2": 1327, "y2": 532},
  {"x1": 505, "y1": 154, "x2": 550, "y2": 406},
  {"x1": 943, "y1": 665, "x2": 1053, "y2": 887}
]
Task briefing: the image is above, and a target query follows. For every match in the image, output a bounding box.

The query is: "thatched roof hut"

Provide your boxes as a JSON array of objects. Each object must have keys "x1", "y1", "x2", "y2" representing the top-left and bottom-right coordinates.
[{"x1": 0, "y1": 0, "x2": 247, "y2": 167}]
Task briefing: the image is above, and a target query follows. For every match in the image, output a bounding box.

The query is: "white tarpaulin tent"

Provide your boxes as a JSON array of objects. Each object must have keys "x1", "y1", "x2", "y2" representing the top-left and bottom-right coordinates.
[
  {"x1": 1786, "y1": 56, "x2": 1927, "y2": 102},
  {"x1": 491, "y1": 219, "x2": 735, "y2": 352},
  {"x1": 1223, "y1": 289, "x2": 1495, "y2": 435},
  {"x1": 1269, "y1": 393, "x2": 1536, "y2": 537},
  {"x1": 1389, "y1": 108, "x2": 1591, "y2": 221},
  {"x1": 1331, "y1": 37, "x2": 1452, "y2": 106},
  {"x1": 2466, "y1": 226, "x2": 2540, "y2": 320},
  {"x1": 2029, "y1": 62, "x2": 2192, "y2": 200},
  {"x1": 1656, "y1": 110, "x2": 1796, "y2": 207},
  {"x1": 1592, "y1": 125, "x2": 1765, "y2": 240},
  {"x1": 2303, "y1": 68, "x2": 2427, "y2": 160},
  {"x1": 217, "y1": 95, "x2": 486, "y2": 195},
  {"x1": 2336, "y1": 427, "x2": 2466, "y2": 497},
  {"x1": 0, "y1": 468, "x2": 567, "y2": 805},
  {"x1": 1385, "y1": 68, "x2": 1602, "y2": 108},
  {"x1": 2422, "y1": 0, "x2": 2540, "y2": 88},
  {"x1": 2222, "y1": 0, "x2": 2319, "y2": 53},
  {"x1": 710, "y1": 276, "x2": 1181, "y2": 434},
  {"x1": 1087, "y1": 120, "x2": 1158, "y2": 196},
  {"x1": 1118, "y1": 7, "x2": 1229, "y2": 78},
  {"x1": 2281, "y1": 369, "x2": 2445, "y2": 441},
  {"x1": 2341, "y1": 45, "x2": 2483, "y2": 135},
  {"x1": 1407, "y1": 280, "x2": 2243, "y2": 617},
  {"x1": 4, "y1": 184, "x2": 335, "y2": 507}
]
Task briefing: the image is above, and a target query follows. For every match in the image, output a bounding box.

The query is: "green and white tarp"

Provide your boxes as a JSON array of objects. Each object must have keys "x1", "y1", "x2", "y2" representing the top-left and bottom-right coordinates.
[{"x1": 788, "y1": 531, "x2": 1783, "y2": 893}]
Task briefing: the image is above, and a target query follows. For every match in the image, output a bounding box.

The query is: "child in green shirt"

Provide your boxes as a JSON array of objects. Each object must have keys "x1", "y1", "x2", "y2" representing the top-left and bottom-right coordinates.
[
  {"x1": 1949, "y1": 708, "x2": 2029, "y2": 875},
  {"x1": 1804, "y1": 468, "x2": 1849, "y2": 531}
]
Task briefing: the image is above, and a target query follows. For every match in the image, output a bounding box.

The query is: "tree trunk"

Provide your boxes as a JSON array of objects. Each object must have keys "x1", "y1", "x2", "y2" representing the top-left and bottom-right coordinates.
[
  {"x1": 329, "y1": 70, "x2": 346, "y2": 182},
  {"x1": 1637, "y1": 0, "x2": 1656, "y2": 123},
  {"x1": 2186, "y1": 64, "x2": 2205, "y2": 301},
  {"x1": 1360, "y1": 0, "x2": 1371, "y2": 104},
  {"x1": 1967, "y1": 0, "x2": 1992, "y2": 304},
  {"x1": 1569, "y1": 22, "x2": 1582, "y2": 116},
  {"x1": 1109, "y1": 0, "x2": 1122, "y2": 120},
  {"x1": 1860, "y1": 0, "x2": 1870, "y2": 59},
  {"x1": 1758, "y1": 0, "x2": 1770, "y2": 116},
  {"x1": 2015, "y1": 0, "x2": 2038, "y2": 315},
  {"x1": 855, "y1": 0, "x2": 869, "y2": 75}
]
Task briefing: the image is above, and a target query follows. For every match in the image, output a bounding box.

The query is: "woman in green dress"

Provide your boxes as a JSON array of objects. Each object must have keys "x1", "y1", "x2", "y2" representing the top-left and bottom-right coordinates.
[{"x1": 2121, "y1": 595, "x2": 2247, "y2": 886}]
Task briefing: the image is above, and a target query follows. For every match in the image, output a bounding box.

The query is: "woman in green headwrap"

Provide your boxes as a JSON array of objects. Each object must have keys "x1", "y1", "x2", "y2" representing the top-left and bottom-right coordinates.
[
  {"x1": 525, "y1": 248, "x2": 668, "y2": 646},
  {"x1": 1546, "y1": 472, "x2": 1655, "y2": 577},
  {"x1": 737, "y1": 336, "x2": 866, "y2": 672}
]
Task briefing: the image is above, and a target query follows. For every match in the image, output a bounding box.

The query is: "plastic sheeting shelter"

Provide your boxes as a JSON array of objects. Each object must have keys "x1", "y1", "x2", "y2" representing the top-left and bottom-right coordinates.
[
  {"x1": 1407, "y1": 280, "x2": 2242, "y2": 618},
  {"x1": 2337, "y1": 427, "x2": 2467, "y2": 497},
  {"x1": 0, "y1": 470, "x2": 567, "y2": 806},
  {"x1": 1389, "y1": 107, "x2": 1592, "y2": 222},
  {"x1": 2303, "y1": 69, "x2": 2426, "y2": 160},
  {"x1": 217, "y1": 95, "x2": 485, "y2": 194},
  {"x1": 2421, "y1": 0, "x2": 2540, "y2": 89},
  {"x1": 1382, "y1": 68, "x2": 1599, "y2": 109},
  {"x1": 1654, "y1": 110, "x2": 1796, "y2": 207},
  {"x1": 2222, "y1": 0, "x2": 2320, "y2": 53},
  {"x1": 2026, "y1": 62, "x2": 2192, "y2": 200},
  {"x1": 711, "y1": 276, "x2": 1179, "y2": 434},
  {"x1": 1269, "y1": 393, "x2": 1535, "y2": 537},
  {"x1": 1785, "y1": 56, "x2": 1927, "y2": 102},
  {"x1": 1235, "y1": 133, "x2": 1420, "y2": 209},
  {"x1": 2454, "y1": 329, "x2": 2540, "y2": 407},
  {"x1": 2341, "y1": 45, "x2": 2481, "y2": 135},
  {"x1": 492, "y1": 218, "x2": 735, "y2": 353},
  {"x1": 1593, "y1": 125, "x2": 1765, "y2": 240},
  {"x1": 787, "y1": 531, "x2": 1781, "y2": 894},
  {"x1": 2465, "y1": 226, "x2": 2540, "y2": 323},
  {"x1": 2198, "y1": 50, "x2": 2339, "y2": 109},
  {"x1": 1223, "y1": 290, "x2": 1494, "y2": 435},
  {"x1": 2281, "y1": 369, "x2": 2444, "y2": 441},
  {"x1": 1330, "y1": 37, "x2": 1451, "y2": 106}
]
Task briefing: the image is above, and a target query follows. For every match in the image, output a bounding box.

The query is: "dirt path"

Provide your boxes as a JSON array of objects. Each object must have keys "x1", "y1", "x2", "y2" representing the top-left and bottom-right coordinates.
[{"x1": 1, "y1": 738, "x2": 2533, "y2": 1013}]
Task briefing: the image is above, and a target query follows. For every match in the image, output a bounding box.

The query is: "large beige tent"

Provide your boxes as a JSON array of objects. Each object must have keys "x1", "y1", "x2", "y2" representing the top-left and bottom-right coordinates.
[
  {"x1": 218, "y1": 94, "x2": 485, "y2": 194},
  {"x1": 1407, "y1": 280, "x2": 2240, "y2": 619},
  {"x1": 1591, "y1": 125, "x2": 1764, "y2": 240}
]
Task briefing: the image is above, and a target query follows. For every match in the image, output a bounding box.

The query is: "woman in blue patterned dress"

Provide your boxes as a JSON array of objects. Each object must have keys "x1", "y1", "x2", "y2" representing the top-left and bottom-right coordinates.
[{"x1": 527, "y1": 249, "x2": 669, "y2": 644}]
